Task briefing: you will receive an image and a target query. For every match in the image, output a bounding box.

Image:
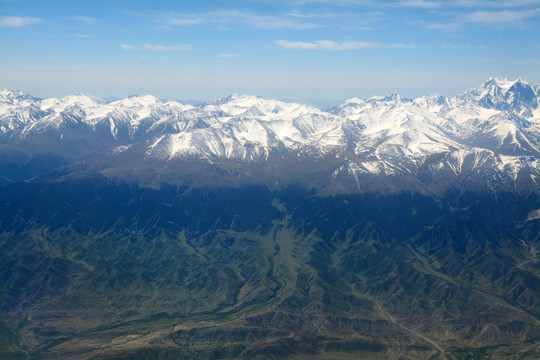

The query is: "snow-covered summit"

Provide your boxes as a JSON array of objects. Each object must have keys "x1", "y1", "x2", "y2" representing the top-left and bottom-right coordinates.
[
  {"x1": 111, "y1": 95, "x2": 162, "y2": 108},
  {"x1": 0, "y1": 89, "x2": 39, "y2": 104},
  {"x1": 454, "y1": 77, "x2": 538, "y2": 113},
  {"x1": 203, "y1": 94, "x2": 322, "y2": 120},
  {"x1": 413, "y1": 94, "x2": 452, "y2": 113}
]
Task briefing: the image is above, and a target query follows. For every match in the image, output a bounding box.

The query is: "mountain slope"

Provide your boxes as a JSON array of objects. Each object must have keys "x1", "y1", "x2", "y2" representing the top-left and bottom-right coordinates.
[
  {"x1": 1, "y1": 78, "x2": 539, "y2": 192},
  {"x1": 1, "y1": 180, "x2": 540, "y2": 359},
  {"x1": 1, "y1": 78, "x2": 540, "y2": 359}
]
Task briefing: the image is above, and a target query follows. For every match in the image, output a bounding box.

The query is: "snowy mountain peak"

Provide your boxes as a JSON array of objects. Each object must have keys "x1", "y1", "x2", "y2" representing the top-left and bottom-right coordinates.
[
  {"x1": 163, "y1": 100, "x2": 194, "y2": 111},
  {"x1": 382, "y1": 92, "x2": 407, "y2": 102},
  {"x1": 205, "y1": 94, "x2": 323, "y2": 119},
  {"x1": 484, "y1": 76, "x2": 511, "y2": 87},
  {"x1": 413, "y1": 94, "x2": 452, "y2": 112},
  {"x1": 112, "y1": 95, "x2": 162, "y2": 108},
  {"x1": 0, "y1": 90, "x2": 43, "y2": 119},
  {"x1": 38, "y1": 94, "x2": 107, "y2": 114},
  {"x1": 506, "y1": 79, "x2": 537, "y2": 108},
  {"x1": 210, "y1": 94, "x2": 267, "y2": 110},
  {"x1": 361, "y1": 92, "x2": 410, "y2": 106},
  {"x1": 60, "y1": 94, "x2": 106, "y2": 106},
  {"x1": 454, "y1": 77, "x2": 537, "y2": 112},
  {"x1": 1, "y1": 88, "x2": 25, "y2": 97},
  {"x1": 476, "y1": 77, "x2": 534, "y2": 95},
  {"x1": 217, "y1": 93, "x2": 260, "y2": 102},
  {"x1": 343, "y1": 97, "x2": 364, "y2": 105},
  {"x1": 0, "y1": 89, "x2": 39, "y2": 104}
]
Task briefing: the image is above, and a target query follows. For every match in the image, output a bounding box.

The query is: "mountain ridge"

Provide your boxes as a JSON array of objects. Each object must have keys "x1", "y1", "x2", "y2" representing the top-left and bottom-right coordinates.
[{"x1": 1, "y1": 77, "x2": 539, "y2": 193}]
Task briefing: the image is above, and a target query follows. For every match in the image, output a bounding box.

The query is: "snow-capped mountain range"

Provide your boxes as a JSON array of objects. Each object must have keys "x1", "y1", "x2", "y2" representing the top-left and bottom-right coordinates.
[{"x1": 1, "y1": 77, "x2": 539, "y2": 191}]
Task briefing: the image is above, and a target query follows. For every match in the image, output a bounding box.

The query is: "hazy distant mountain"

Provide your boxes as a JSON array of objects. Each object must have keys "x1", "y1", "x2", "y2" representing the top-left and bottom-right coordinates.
[{"x1": 1, "y1": 79, "x2": 540, "y2": 359}]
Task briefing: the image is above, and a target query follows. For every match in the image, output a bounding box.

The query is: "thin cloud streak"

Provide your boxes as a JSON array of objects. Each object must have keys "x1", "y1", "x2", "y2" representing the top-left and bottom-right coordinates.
[
  {"x1": 210, "y1": 9, "x2": 319, "y2": 30},
  {"x1": 71, "y1": 16, "x2": 95, "y2": 24},
  {"x1": 426, "y1": 8, "x2": 539, "y2": 30},
  {"x1": 157, "y1": 9, "x2": 319, "y2": 30},
  {"x1": 0, "y1": 16, "x2": 42, "y2": 27},
  {"x1": 393, "y1": 0, "x2": 539, "y2": 8},
  {"x1": 426, "y1": 22, "x2": 462, "y2": 30},
  {"x1": 276, "y1": 40, "x2": 407, "y2": 50},
  {"x1": 164, "y1": 17, "x2": 203, "y2": 26},
  {"x1": 465, "y1": 9, "x2": 540, "y2": 23},
  {"x1": 397, "y1": 0, "x2": 441, "y2": 9},
  {"x1": 301, "y1": 0, "x2": 539, "y2": 8},
  {"x1": 121, "y1": 44, "x2": 191, "y2": 51},
  {"x1": 284, "y1": 10, "x2": 338, "y2": 18},
  {"x1": 70, "y1": 34, "x2": 94, "y2": 38},
  {"x1": 442, "y1": 43, "x2": 484, "y2": 50}
]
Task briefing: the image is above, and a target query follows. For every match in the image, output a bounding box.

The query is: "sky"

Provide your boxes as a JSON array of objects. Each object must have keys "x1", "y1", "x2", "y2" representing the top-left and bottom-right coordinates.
[{"x1": 1, "y1": 0, "x2": 539, "y2": 106}]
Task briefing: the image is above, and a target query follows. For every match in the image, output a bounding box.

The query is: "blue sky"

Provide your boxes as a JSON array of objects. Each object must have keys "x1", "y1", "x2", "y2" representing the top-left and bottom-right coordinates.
[{"x1": 1, "y1": 0, "x2": 539, "y2": 105}]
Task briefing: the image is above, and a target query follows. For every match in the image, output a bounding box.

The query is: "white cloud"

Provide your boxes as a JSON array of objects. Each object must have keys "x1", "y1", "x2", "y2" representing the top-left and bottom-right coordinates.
[
  {"x1": 393, "y1": 0, "x2": 539, "y2": 8},
  {"x1": 426, "y1": 22, "x2": 463, "y2": 30},
  {"x1": 465, "y1": 9, "x2": 539, "y2": 23},
  {"x1": 398, "y1": 0, "x2": 442, "y2": 9},
  {"x1": 164, "y1": 16, "x2": 203, "y2": 26},
  {"x1": 353, "y1": 25, "x2": 373, "y2": 31},
  {"x1": 455, "y1": 0, "x2": 539, "y2": 7},
  {"x1": 294, "y1": 0, "x2": 539, "y2": 7},
  {"x1": 143, "y1": 44, "x2": 190, "y2": 51},
  {"x1": 425, "y1": 7, "x2": 539, "y2": 30},
  {"x1": 284, "y1": 10, "x2": 337, "y2": 18},
  {"x1": 0, "y1": 16, "x2": 42, "y2": 27},
  {"x1": 70, "y1": 34, "x2": 94, "y2": 38},
  {"x1": 156, "y1": 9, "x2": 318, "y2": 30},
  {"x1": 442, "y1": 43, "x2": 484, "y2": 50},
  {"x1": 121, "y1": 44, "x2": 191, "y2": 51},
  {"x1": 212, "y1": 9, "x2": 320, "y2": 30},
  {"x1": 276, "y1": 40, "x2": 376, "y2": 50},
  {"x1": 71, "y1": 16, "x2": 95, "y2": 24},
  {"x1": 276, "y1": 40, "x2": 407, "y2": 50}
]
